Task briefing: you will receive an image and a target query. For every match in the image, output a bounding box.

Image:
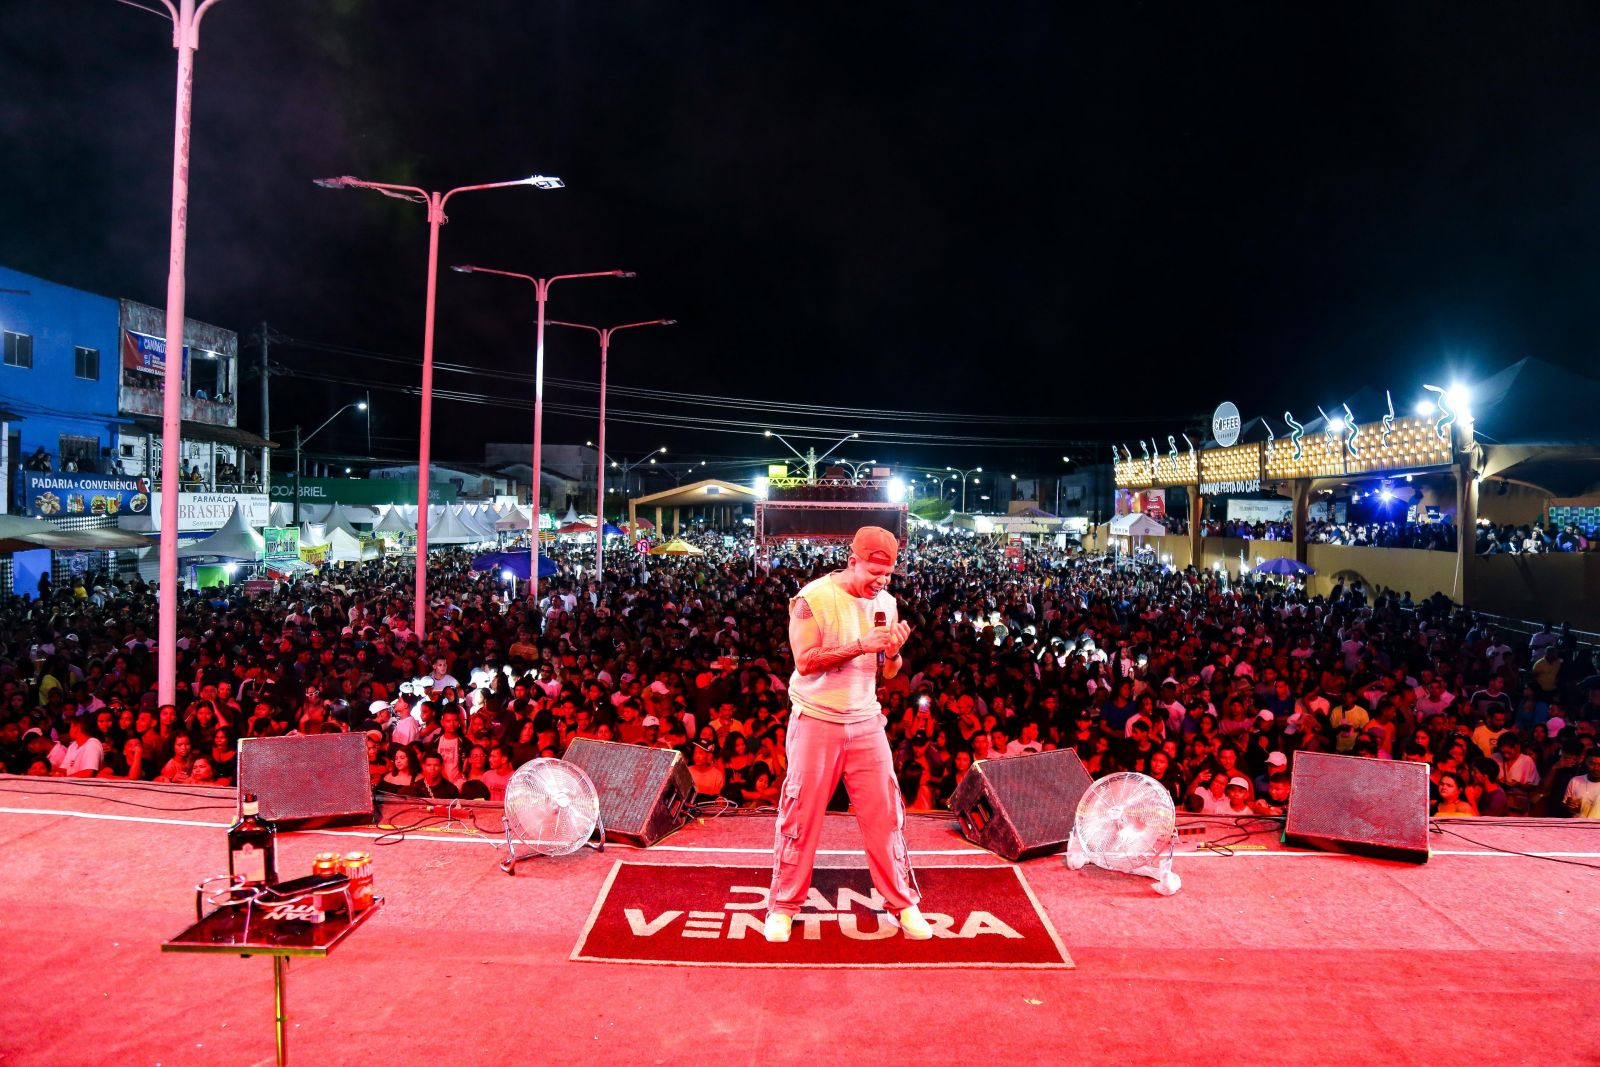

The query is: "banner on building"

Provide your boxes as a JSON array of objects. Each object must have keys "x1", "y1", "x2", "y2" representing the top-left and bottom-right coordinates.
[
  {"x1": 121, "y1": 330, "x2": 188, "y2": 378},
  {"x1": 23, "y1": 472, "x2": 151, "y2": 518},
  {"x1": 1226, "y1": 499, "x2": 1292, "y2": 524},
  {"x1": 145, "y1": 492, "x2": 270, "y2": 532},
  {"x1": 1114, "y1": 488, "x2": 1166, "y2": 519},
  {"x1": 269, "y1": 476, "x2": 459, "y2": 506}
]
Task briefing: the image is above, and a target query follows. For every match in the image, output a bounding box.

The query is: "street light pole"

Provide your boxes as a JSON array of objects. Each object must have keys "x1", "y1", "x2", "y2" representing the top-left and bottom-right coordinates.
[
  {"x1": 137, "y1": 0, "x2": 229, "y2": 706},
  {"x1": 548, "y1": 319, "x2": 674, "y2": 583},
  {"x1": 292, "y1": 401, "x2": 366, "y2": 524},
  {"x1": 450, "y1": 267, "x2": 633, "y2": 608},
  {"x1": 315, "y1": 173, "x2": 563, "y2": 638},
  {"x1": 946, "y1": 465, "x2": 984, "y2": 513}
]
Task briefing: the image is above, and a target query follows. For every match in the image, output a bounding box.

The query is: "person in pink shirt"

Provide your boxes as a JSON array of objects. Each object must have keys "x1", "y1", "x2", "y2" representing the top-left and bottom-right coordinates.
[{"x1": 766, "y1": 526, "x2": 929, "y2": 943}]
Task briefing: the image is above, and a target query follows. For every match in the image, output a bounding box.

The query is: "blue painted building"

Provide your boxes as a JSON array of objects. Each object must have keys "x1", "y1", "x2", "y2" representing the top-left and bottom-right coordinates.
[{"x1": 0, "y1": 265, "x2": 126, "y2": 511}]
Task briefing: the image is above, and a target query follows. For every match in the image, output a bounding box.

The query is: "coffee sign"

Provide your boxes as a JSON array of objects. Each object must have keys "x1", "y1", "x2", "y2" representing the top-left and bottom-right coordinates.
[{"x1": 1212, "y1": 401, "x2": 1242, "y2": 448}]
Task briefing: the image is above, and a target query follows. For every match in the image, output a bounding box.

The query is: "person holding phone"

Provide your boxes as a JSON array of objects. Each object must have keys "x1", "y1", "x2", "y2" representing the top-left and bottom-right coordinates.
[{"x1": 766, "y1": 526, "x2": 926, "y2": 943}]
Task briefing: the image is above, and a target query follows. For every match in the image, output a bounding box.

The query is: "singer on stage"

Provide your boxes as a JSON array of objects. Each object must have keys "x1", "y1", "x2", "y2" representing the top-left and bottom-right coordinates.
[{"x1": 765, "y1": 525, "x2": 931, "y2": 942}]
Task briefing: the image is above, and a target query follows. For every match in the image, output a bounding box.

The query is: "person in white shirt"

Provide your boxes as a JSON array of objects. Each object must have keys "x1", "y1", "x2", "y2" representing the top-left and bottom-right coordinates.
[
  {"x1": 52, "y1": 719, "x2": 104, "y2": 778},
  {"x1": 1563, "y1": 751, "x2": 1600, "y2": 818},
  {"x1": 1493, "y1": 734, "x2": 1540, "y2": 789}
]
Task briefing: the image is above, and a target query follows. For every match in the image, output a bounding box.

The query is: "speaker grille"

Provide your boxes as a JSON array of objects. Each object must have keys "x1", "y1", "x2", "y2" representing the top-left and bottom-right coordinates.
[
  {"x1": 236, "y1": 733, "x2": 374, "y2": 828},
  {"x1": 562, "y1": 738, "x2": 694, "y2": 847},
  {"x1": 949, "y1": 748, "x2": 1094, "y2": 861},
  {"x1": 1284, "y1": 751, "x2": 1430, "y2": 863}
]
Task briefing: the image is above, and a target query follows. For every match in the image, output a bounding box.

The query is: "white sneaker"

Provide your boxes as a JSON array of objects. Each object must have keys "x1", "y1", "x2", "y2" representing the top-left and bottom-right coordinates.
[
  {"x1": 763, "y1": 912, "x2": 792, "y2": 943},
  {"x1": 898, "y1": 905, "x2": 933, "y2": 940}
]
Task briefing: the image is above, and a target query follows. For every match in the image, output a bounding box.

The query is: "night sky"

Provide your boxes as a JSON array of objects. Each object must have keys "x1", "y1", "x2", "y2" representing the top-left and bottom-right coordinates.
[{"x1": 4, "y1": 2, "x2": 1600, "y2": 482}]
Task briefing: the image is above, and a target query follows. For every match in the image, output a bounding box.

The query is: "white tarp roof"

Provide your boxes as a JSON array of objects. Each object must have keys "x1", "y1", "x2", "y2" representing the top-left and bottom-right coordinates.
[
  {"x1": 374, "y1": 504, "x2": 414, "y2": 535},
  {"x1": 323, "y1": 527, "x2": 378, "y2": 562},
  {"x1": 1110, "y1": 512, "x2": 1166, "y2": 537},
  {"x1": 176, "y1": 504, "x2": 265, "y2": 561},
  {"x1": 427, "y1": 506, "x2": 488, "y2": 545},
  {"x1": 496, "y1": 504, "x2": 534, "y2": 531}
]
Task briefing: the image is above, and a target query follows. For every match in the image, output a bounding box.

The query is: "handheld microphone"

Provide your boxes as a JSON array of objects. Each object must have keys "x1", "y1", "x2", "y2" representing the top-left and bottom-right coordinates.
[{"x1": 874, "y1": 610, "x2": 886, "y2": 667}]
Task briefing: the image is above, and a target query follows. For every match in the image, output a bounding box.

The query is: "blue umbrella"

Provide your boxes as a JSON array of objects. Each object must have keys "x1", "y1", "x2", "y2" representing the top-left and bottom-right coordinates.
[
  {"x1": 601, "y1": 522, "x2": 625, "y2": 537},
  {"x1": 471, "y1": 550, "x2": 558, "y2": 579},
  {"x1": 1253, "y1": 557, "x2": 1314, "y2": 577}
]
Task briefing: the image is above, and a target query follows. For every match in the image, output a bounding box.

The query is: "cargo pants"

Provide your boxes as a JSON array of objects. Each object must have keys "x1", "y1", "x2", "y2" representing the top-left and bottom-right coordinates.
[{"x1": 769, "y1": 707, "x2": 920, "y2": 916}]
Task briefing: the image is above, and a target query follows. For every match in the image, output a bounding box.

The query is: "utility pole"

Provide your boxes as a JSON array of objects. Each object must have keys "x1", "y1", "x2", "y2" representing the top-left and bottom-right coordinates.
[{"x1": 259, "y1": 321, "x2": 270, "y2": 493}]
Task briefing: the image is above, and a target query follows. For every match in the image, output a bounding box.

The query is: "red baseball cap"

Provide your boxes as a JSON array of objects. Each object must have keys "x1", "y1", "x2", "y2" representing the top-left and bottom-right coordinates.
[{"x1": 851, "y1": 526, "x2": 900, "y2": 565}]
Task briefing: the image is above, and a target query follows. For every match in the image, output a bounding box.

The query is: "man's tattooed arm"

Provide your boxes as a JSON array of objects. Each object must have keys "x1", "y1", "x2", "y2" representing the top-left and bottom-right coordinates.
[{"x1": 789, "y1": 596, "x2": 865, "y2": 677}]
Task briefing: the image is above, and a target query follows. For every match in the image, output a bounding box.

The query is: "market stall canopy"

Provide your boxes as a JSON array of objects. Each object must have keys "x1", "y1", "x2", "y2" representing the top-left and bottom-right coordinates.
[
  {"x1": 322, "y1": 527, "x2": 378, "y2": 563},
  {"x1": 558, "y1": 520, "x2": 596, "y2": 535},
  {"x1": 648, "y1": 538, "x2": 705, "y2": 556},
  {"x1": 373, "y1": 505, "x2": 414, "y2": 535},
  {"x1": 1110, "y1": 512, "x2": 1166, "y2": 538},
  {"x1": 175, "y1": 505, "x2": 264, "y2": 562},
  {"x1": 427, "y1": 506, "x2": 488, "y2": 546},
  {"x1": 495, "y1": 504, "x2": 534, "y2": 532},
  {"x1": 0, "y1": 515, "x2": 153, "y2": 552}
]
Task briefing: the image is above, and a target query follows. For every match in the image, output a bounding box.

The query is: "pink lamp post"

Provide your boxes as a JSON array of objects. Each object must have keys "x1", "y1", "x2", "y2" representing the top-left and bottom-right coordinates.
[
  {"x1": 547, "y1": 319, "x2": 676, "y2": 582},
  {"x1": 448, "y1": 267, "x2": 633, "y2": 610},
  {"x1": 128, "y1": 0, "x2": 228, "y2": 706},
  {"x1": 314, "y1": 174, "x2": 563, "y2": 638}
]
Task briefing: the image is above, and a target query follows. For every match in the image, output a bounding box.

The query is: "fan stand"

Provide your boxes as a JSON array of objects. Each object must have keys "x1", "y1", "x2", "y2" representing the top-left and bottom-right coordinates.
[
  {"x1": 499, "y1": 809, "x2": 607, "y2": 876},
  {"x1": 1065, "y1": 829, "x2": 1182, "y2": 896}
]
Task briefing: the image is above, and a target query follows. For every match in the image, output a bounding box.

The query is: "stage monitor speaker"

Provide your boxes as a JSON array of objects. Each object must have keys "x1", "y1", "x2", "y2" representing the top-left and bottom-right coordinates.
[
  {"x1": 236, "y1": 733, "x2": 374, "y2": 829},
  {"x1": 1283, "y1": 751, "x2": 1430, "y2": 863},
  {"x1": 562, "y1": 737, "x2": 694, "y2": 847},
  {"x1": 948, "y1": 747, "x2": 1094, "y2": 861}
]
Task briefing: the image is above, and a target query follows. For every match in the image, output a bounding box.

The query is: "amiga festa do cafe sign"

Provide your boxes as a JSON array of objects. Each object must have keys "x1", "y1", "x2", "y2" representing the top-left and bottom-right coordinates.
[{"x1": 1212, "y1": 401, "x2": 1242, "y2": 448}]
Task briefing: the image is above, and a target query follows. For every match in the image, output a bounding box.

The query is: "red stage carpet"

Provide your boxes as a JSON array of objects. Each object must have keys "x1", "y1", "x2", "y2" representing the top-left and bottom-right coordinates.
[
  {"x1": 0, "y1": 777, "x2": 1597, "y2": 1066},
  {"x1": 571, "y1": 862, "x2": 1071, "y2": 967}
]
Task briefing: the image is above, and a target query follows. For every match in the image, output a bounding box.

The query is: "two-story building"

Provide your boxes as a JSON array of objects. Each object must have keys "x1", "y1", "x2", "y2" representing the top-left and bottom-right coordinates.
[{"x1": 0, "y1": 265, "x2": 126, "y2": 513}]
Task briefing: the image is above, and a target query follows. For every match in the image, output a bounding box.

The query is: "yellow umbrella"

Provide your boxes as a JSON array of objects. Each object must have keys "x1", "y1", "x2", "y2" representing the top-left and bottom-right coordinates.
[{"x1": 648, "y1": 538, "x2": 705, "y2": 556}]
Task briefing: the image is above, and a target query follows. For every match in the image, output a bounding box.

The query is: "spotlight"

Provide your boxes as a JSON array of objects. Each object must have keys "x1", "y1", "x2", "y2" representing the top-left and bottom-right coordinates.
[{"x1": 1416, "y1": 399, "x2": 1435, "y2": 416}]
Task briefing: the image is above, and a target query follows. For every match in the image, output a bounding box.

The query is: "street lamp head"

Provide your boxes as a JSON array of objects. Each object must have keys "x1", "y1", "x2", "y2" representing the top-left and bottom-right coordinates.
[
  {"x1": 312, "y1": 176, "x2": 356, "y2": 189},
  {"x1": 522, "y1": 175, "x2": 565, "y2": 190},
  {"x1": 946, "y1": 466, "x2": 955, "y2": 471},
  {"x1": 975, "y1": 466, "x2": 984, "y2": 473},
  {"x1": 765, "y1": 430, "x2": 774, "y2": 438},
  {"x1": 449, "y1": 265, "x2": 476, "y2": 274},
  {"x1": 852, "y1": 432, "x2": 860, "y2": 438},
  {"x1": 657, "y1": 446, "x2": 668, "y2": 455},
  {"x1": 661, "y1": 319, "x2": 679, "y2": 326},
  {"x1": 613, "y1": 271, "x2": 637, "y2": 278},
  {"x1": 356, "y1": 401, "x2": 368, "y2": 411}
]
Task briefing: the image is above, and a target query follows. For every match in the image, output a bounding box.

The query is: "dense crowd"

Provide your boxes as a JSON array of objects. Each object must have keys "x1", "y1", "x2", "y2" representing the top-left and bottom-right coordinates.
[
  {"x1": 1477, "y1": 522, "x2": 1599, "y2": 554},
  {"x1": 5, "y1": 530, "x2": 1600, "y2": 824}
]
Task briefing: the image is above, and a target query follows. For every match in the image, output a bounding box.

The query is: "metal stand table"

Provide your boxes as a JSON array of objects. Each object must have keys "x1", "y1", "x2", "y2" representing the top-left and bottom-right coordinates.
[{"x1": 163, "y1": 878, "x2": 383, "y2": 1067}]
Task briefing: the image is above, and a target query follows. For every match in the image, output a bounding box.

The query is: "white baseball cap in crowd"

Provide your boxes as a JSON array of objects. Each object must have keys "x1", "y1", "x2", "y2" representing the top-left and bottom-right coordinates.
[
  {"x1": 368, "y1": 699, "x2": 392, "y2": 715},
  {"x1": 1265, "y1": 751, "x2": 1288, "y2": 768}
]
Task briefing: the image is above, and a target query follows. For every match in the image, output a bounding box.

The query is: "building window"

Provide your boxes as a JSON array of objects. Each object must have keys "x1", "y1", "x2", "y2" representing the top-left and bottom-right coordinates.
[
  {"x1": 3, "y1": 331, "x2": 33, "y2": 369},
  {"x1": 74, "y1": 346, "x2": 100, "y2": 380},
  {"x1": 59, "y1": 435, "x2": 99, "y2": 473}
]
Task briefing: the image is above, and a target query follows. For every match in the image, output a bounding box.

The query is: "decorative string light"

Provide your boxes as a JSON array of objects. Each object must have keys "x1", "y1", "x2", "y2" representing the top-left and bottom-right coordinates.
[
  {"x1": 1285, "y1": 411, "x2": 1304, "y2": 460},
  {"x1": 1167, "y1": 435, "x2": 1178, "y2": 471},
  {"x1": 1382, "y1": 390, "x2": 1395, "y2": 448},
  {"x1": 1343, "y1": 403, "x2": 1360, "y2": 457},
  {"x1": 1264, "y1": 418, "x2": 1275, "y2": 461}
]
